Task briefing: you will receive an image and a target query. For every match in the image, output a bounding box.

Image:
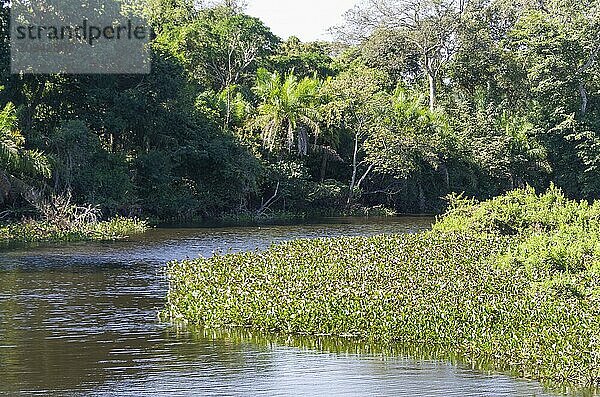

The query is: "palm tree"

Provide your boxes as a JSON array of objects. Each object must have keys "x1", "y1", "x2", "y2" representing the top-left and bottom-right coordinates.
[
  {"x1": 252, "y1": 68, "x2": 321, "y2": 156},
  {"x1": 0, "y1": 102, "x2": 51, "y2": 205}
]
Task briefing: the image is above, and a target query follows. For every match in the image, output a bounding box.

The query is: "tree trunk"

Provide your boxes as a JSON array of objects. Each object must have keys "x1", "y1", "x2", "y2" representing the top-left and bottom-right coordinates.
[
  {"x1": 320, "y1": 154, "x2": 328, "y2": 182},
  {"x1": 356, "y1": 163, "x2": 374, "y2": 191},
  {"x1": 257, "y1": 181, "x2": 280, "y2": 215},
  {"x1": 347, "y1": 131, "x2": 359, "y2": 206},
  {"x1": 576, "y1": 42, "x2": 600, "y2": 117},
  {"x1": 579, "y1": 82, "x2": 588, "y2": 116},
  {"x1": 428, "y1": 72, "x2": 437, "y2": 112},
  {"x1": 439, "y1": 161, "x2": 450, "y2": 191},
  {"x1": 225, "y1": 88, "x2": 232, "y2": 130}
]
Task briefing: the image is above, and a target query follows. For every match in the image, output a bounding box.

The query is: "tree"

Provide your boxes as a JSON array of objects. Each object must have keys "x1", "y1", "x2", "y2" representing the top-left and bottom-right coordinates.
[
  {"x1": 321, "y1": 64, "x2": 390, "y2": 205},
  {"x1": 503, "y1": 0, "x2": 600, "y2": 198},
  {"x1": 507, "y1": 1, "x2": 600, "y2": 118},
  {"x1": 341, "y1": 0, "x2": 467, "y2": 110},
  {"x1": 0, "y1": 101, "x2": 51, "y2": 205},
  {"x1": 364, "y1": 87, "x2": 455, "y2": 210},
  {"x1": 270, "y1": 37, "x2": 336, "y2": 79},
  {"x1": 252, "y1": 68, "x2": 322, "y2": 156},
  {"x1": 172, "y1": 6, "x2": 279, "y2": 128},
  {"x1": 142, "y1": 0, "x2": 199, "y2": 34},
  {"x1": 452, "y1": 99, "x2": 550, "y2": 195},
  {"x1": 360, "y1": 28, "x2": 421, "y2": 84}
]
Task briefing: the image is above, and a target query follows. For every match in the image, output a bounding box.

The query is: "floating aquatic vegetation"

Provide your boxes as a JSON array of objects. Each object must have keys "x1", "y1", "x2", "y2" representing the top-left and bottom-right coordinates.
[{"x1": 163, "y1": 186, "x2": 600, "y2": 390}]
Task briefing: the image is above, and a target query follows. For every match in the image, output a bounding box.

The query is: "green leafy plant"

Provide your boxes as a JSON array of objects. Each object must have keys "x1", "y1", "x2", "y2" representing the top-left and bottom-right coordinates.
[{"x1": 163, "y1": 186, "x2": 600, "y2": 390}]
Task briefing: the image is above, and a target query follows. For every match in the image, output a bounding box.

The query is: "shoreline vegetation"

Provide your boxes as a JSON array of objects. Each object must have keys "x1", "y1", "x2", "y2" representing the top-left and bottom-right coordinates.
[
  {"x1": 5, "y1": 2, "x2": 600, "y2": 224},
  {"x1": 0, "y1": 216, "x2": 149, "y2": 245},
  {"x1": 0, "y1": 191, "x2": 149, "y2": 246},
  {"x1": 162, "y1": 186, "x2": 600, "y2": 390},
  {"x1": 155, "y1": 205, "x2": 399, "y2": 228},
  {"x1": 0, "y1": 203, "x2": 402, "y2": 247}
]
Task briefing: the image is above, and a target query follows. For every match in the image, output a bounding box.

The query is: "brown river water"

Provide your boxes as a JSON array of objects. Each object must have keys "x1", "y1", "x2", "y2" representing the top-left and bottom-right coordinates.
[{"x1": 0, "y1": 218, "x2": 561, "y2": 396}]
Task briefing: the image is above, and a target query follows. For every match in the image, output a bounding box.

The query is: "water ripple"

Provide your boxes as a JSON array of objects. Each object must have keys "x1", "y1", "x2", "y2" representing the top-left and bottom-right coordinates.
[{"x1": 0, "y1": 219, "x2": 558, "y2": 396}]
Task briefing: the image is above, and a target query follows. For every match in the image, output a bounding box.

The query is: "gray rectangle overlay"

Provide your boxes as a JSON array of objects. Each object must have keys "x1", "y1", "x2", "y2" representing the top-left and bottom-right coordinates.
[{"x1": 11, "y1": 0, "x2": 151, "y2": 74}]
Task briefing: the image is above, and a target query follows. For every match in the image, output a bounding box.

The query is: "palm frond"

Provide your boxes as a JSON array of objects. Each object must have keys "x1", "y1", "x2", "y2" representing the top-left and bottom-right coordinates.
[
  {"x1": 0, "y1": 102, "x2": 52, "y2": 179},
  {"x1": 20, "y1": 150, "x2": 52, "y2": 179},
  {"x1": 253, "y1": 68, "x2": 322, "y2": 155}
]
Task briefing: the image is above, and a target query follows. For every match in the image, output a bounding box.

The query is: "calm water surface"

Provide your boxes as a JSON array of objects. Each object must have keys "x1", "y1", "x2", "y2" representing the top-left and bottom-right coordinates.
[{"x1": 0, "y1": 217, "x2": 559, "y2": 396}]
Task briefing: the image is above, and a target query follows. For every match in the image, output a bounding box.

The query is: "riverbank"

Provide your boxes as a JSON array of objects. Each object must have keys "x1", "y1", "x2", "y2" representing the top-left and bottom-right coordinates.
[
  {"x1": 152, "y1": 206, "x2": 399, "y2": 228},
  {"x1": 0, "y1": 216, "x2": 149, "y2": 245},
  {"x1": 162, "y1": 186, "x2": 600, "y2": 389}
]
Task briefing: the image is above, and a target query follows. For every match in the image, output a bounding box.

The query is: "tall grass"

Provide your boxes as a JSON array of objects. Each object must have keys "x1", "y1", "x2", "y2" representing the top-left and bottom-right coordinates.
[
  {"x1": 0, "y1": 216, "x2": 149, "y2": 245},
  {"x1": 162, "y1": 186, "x2": 600, "y2": 389}
]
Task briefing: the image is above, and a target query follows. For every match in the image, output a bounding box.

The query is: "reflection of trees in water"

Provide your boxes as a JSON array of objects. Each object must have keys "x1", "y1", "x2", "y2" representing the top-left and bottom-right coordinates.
[
  {"x1": 181, "y1": 326, "x2": 451, "y2": 358},
  {"x1": 179, "y1": 326, "x2": 515, "y2": 379},
  {"x1": 0, "y1": 266, "x2": 279, "y2": 394},
  {"x1": 161, "y1": 327, "x2": 279, "y2": 377},
  {"x1": 1, "y1": 269, "x2": 127, "y2": 393},
  {"x1": 0, "y1": 265, "x2": 550, "y2": 396}
]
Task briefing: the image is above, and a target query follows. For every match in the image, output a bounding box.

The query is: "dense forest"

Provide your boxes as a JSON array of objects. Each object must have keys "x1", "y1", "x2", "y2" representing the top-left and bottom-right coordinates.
[{"x1": 1, "y1": 0, "x2": 599, "y2": 221}]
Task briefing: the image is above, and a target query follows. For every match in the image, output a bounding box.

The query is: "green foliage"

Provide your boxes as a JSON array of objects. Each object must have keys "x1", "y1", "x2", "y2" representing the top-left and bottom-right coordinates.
[
  {"x1": 437, "y1": 185, "x2": 600, "y2": 279},
  {"x1": 321, "y1": 64, "x2": 390, "y2": 132},
  {"x1": 447, "y1": 0, "x2": 600, "y2": 200},
  {"x1": 360, "y1": 28, "x2": 420, "y2": 84},
  {"x1": 49, "y1": 120, "x2": 133, "y2": 210},
  {"x1": 163, "y1": 187, "x2": 600, "y2": 389},
  {"x1": 270, "y1": 37, "x2": 335, "y2": 79},
  {"x1": 365, "y1": 87, "x2": 453, "y2": 178},
  {"x1": 3, "y1": 0, "x2": 600, "y2": 219},
  {"x1": 252, "y1": 68, "x2": 322, "y2": 156},
  {"x1": 169, "y1": 6, "x2": 279, "y2": 90},
  {"x1": 435, "y1": 185, "x2": 594, "y2": 236},
  {"x1": 0, "y1": 103, "x2": 50, "y2": 180},
  {"x1": 320, "y1": 64, "x2": 389, "y2": 204},
  {"x1": 90, "y1": 216, "x2": 149, "y2": 239},
  {"x1": 0, "y1": 216, "x2": 148, "y2": 245}
]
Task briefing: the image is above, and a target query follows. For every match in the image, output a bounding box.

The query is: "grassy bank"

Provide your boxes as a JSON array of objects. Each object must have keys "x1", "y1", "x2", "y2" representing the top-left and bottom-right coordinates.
[
  {"x1": 0, "y1": 216, "x2": 149, "y2": 245},
  {"x1": 162, "y1": 186, "x2": 600, "y2": 389}
]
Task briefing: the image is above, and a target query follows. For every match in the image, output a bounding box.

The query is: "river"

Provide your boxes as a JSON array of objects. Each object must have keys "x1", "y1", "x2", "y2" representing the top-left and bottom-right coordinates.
[{"x1": 0, "y1": 217, "x2": 559, "y2": 396}]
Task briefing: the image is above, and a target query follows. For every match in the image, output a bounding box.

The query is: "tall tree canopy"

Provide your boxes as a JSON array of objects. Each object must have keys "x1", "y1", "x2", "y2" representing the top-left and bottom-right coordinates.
[{"x1": 2, "y1": 0, "x2": 600, "y2": 218}]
